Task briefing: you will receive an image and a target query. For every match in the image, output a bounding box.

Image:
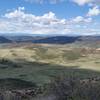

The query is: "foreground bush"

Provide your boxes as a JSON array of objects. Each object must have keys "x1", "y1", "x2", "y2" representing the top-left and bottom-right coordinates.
[{"x1": 48, "y1": 76, "x2": 100, "y2": 100}]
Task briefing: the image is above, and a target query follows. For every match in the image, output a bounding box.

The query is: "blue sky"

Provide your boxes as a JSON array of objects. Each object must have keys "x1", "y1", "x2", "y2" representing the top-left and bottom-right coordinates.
[
  {"x1": 0, "y1": 0, "x2": 89, "y2": 18},
  {"x1": 0, "y1": 0, "x2": 100, "y2": 35}
]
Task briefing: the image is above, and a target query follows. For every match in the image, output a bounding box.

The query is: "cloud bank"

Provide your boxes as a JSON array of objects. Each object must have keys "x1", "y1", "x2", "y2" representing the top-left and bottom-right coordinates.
[{"x1": 0, "y1": 7, "x2": 99, "y2": 35}]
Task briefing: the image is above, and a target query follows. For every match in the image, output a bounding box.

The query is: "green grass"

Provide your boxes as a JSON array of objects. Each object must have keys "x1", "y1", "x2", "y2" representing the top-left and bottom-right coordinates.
[
  {"x1": 62, "y1": 50, "x2": 82, "y2": 60},
  {"x1": 0, "y1": 44, "x2": 100, "y2": 86},
  {"x1": 0, "y1": 60, "x2": 100, "y2": 86},
  {"x1": 0, "y1": 78, "x2": 36, "y2": 90},
  {"x1": 0, "y1": 44, "x2": 100, "y2": 100}
]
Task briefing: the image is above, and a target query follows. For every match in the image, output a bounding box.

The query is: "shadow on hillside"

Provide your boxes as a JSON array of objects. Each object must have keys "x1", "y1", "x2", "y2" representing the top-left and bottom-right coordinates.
[
  {"x1": 0, "y1": 60, "x2": 100, "y2": 100},
  {"x1": 1, "y1": 59, "x2": 100, "y2": 85},
  {"x1": 0, "y1": 78, "x2": 36, "y2": 90},
  {"x1": 23, "y1": 60, "x2": 100, "y2": 80}
]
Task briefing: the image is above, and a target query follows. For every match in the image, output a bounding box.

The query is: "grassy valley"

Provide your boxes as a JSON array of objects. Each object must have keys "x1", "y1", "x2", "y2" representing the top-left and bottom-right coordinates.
[{"x1": 0, "y1": 42, "x2": 100, "y2": 99}]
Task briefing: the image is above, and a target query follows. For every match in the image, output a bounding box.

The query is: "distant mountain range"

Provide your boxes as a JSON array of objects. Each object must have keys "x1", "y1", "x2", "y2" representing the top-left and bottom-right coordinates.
[
  {"x1": 0, "y1": 35, "x2": 100, "y2": 44},
  {"x1": 0, "y1": 36, "x2": 12, "y2": 43},
  {"x1": 32, "y1": 36, "x2": 81, "y2": 44}
]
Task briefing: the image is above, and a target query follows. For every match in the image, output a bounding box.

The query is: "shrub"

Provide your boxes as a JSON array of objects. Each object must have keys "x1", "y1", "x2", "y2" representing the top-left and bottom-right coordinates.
[
  {"x1": 49, "y1": 76, "x2": 100, "y2": 100},
  {"x1": 0, "y1": 58, "x2": 22, "y2": 68}
]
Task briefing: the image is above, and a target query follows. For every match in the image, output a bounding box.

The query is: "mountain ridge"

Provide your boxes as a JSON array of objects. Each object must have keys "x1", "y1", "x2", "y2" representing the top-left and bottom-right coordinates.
[
  {"x1": 0, "y1": 35, "x2": 100, "y2": 44},
  {"x1": 0, "y1": 36, "x2": 12, "y2": 43}
]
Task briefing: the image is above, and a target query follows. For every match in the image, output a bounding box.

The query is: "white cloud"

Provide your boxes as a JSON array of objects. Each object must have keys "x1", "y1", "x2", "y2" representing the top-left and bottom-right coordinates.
[
  {"x1": 5, "y1": 7, "x2": 25, "y2": 18},
  {"x1": 0, "y1": 7, "x2": 99, "y2": 35},
  {"x1": 1, "y1": 7, "x2": 70, "y2": 34},
  {"x1": 72, "y1": 16, "x2": 92, "y2": 23},
  {"x1": 71, "y1": 0, "x2": 93, "y2": 5},
  {"x1": 71, "y1": 0, "x2": 100, "y2": 6},
  {"x1": 87, "y1": 6, "x2": 100, "y2": 16}
]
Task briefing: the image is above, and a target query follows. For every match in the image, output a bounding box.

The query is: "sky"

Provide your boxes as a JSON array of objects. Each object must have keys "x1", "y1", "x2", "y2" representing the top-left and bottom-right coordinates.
[{"x1": 0, "y1": 0, "x2": 100, "y2": 35}]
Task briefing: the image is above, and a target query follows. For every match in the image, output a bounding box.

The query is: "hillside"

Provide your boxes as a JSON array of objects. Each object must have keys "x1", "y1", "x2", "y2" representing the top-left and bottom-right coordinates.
[
  {"x1": 6, "y1": 35, "x2": 42, "y2": 43},
  {"x1": 0, "y1": 44, "x2": 100, "y2": 99},
  {"x1": 0, "y1": 36, "x2": 12, "y2": 43}
]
